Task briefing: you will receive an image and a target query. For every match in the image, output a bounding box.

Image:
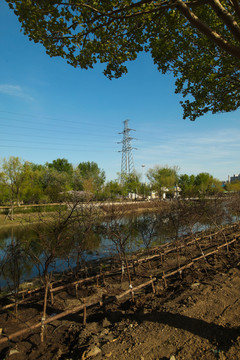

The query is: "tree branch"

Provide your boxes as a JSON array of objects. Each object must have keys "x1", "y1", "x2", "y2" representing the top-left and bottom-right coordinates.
[
  {"x1": 229, "y1": 0, "x2": 240, "y2": 19},
  {"x1": 175, "y1": 0, "x2": 240, "y2": 60},
  {"x1": 209, "y1": 0, "x2": 240, "y2": 42}
]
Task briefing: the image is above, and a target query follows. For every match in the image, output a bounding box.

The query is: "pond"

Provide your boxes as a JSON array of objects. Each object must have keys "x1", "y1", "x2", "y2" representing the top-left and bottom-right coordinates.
[{"x1": 0, "y1": 204, "x2": 232, "y2": 289}]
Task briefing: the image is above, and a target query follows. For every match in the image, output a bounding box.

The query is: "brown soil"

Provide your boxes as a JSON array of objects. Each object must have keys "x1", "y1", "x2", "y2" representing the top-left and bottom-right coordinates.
[{"x1": 1, "y1": 232, "x2": 240, "y2": 360}]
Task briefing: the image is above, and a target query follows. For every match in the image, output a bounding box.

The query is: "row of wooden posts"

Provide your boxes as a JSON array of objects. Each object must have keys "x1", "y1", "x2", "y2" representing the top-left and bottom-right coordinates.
[
  {"x1": 0, "y1": 233, "x2": 238, "y2": 345},
  {"x1": 0, "y1": 228, "x2": 226, "y2": 309},
  {"x1": 2, "y1": 225, "x2": 239, "y2": 311}
]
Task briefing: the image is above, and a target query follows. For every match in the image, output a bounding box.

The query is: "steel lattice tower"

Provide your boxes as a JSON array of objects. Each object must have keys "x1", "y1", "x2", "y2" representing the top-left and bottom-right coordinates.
[{"x1": 118, "y1": 120, "x2": 136, "y2": 179}]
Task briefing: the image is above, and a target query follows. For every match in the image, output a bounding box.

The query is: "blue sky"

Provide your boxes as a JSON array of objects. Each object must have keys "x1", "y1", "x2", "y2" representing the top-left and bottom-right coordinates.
[{"x1": 1, "y1": 1, "x2": 240, "y2": 182}]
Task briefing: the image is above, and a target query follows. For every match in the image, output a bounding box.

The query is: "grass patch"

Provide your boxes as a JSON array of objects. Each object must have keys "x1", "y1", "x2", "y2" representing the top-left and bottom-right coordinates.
[{"x1": 0, "y1": 204, "x2": 67, "y2": 215}]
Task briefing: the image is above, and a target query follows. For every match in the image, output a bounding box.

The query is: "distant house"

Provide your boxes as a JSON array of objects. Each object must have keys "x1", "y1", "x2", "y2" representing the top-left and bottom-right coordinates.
[
  {"x1": 174, "y1": 186, "x2": 181, "y2": 199},
  {"x1": 229, "y1": 174, "x2": 240, "y2": 183},
  {"x1": 128, "y1": 192, "x2": 141, "y2": 200},
  {"x1": 147, "y1": 191, "x2": 158, "y2": 200},
  {"x1": 146, "y1": 187, "x2": 181, "y2": 200},
  {"x1": 161, "y1": 187, "x2": 169, "y2": 200},
  {"x1": 160, "y1": 186, "x2": 182, "y2": 200}
]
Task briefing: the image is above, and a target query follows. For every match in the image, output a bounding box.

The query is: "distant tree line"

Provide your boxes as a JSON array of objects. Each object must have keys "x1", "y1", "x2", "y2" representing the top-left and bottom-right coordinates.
[
  {"x1": 0, "y1": 156, "x2": 237, "y2": 206},
  {"x1": 0, "y1": 157, "x2": 106, "y2": 205}
]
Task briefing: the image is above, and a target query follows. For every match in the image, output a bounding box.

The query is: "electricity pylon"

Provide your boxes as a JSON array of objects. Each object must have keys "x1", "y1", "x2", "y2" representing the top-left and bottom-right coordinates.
[{"x1": 118, "y1": 120, "x2": 136, "y2": 180}]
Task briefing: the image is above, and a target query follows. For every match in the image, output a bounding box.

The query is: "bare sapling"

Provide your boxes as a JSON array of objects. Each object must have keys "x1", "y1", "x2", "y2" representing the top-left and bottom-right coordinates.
[
  {"x1": 0, "y1": 228, "x2": 30, "y2": 318},
  {"x1": 166, "y1": 200, "x2": 185, "y2": 270},
  {"x1": 134, "y1": 208, "x2": 164, "y2": 267},
  {"x1": 200, "y1": 196, "x2": 230, "y2": 252},
  {"x1": 73, "y1": 195, "x2": 100, "y2": 278},
  {"x1": 27, "y1": 193, "x2": 83, "y2": 342},
  {"x1": 101, "y1": 204, "x2": 135, "y2": 288},
  {"x1": 180, "y1": 199, "x2": 208, "y2": 262},
  {"x1": 226, "y1": 192, "x2": 240, "y2": 230}
]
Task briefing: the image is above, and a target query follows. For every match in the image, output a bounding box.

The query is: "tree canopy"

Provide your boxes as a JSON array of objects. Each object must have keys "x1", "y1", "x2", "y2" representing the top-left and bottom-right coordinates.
[
  {"x1": 0, "y1": 157, "x2": 29, "y2": 205},
  {"x1": 194, "y1": 172, "x2": 223, "y2": 194},
  {"x1": 178, "y1": 174, "x2": 196, "y2": 197},
  {"x1": 179, "y1": 172, "x2": 223, "y2": 196},
  {"x1": 6, "y1": 0, "x2": 240, "y2": 120},
  {"x1": 78, "y1": 161, "x2": 106, "y2": 193},
  {"x1": 147, "y1": 165, "x2": 179, "y2": 196},
  {"x1": 119, "y1": 172, "x2": 142, "y2": 196},
  {"x1": 0, "y1": 157, "x2": 105, "y2": 204},
  {"x1": 47, "y1": 158, "x2": 73, "y2": 174}
]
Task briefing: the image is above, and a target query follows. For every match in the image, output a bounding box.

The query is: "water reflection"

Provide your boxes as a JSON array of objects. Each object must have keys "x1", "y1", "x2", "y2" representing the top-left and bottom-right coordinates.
[
  {"x1": 0, "y1": 229, "x2": 34, "y2": 289},
  {"x1": 0, "y1": 201, "x2": 234, "y2": 289},
  {"x1": 0, "y1": 224, "x2": 103, "y2": 288}
]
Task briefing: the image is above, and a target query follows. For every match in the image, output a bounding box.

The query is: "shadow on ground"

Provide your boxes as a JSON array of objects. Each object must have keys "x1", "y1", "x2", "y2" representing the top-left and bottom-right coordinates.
[{"x1": 134, "y1": 310, "x2": 240, "y2": 352}]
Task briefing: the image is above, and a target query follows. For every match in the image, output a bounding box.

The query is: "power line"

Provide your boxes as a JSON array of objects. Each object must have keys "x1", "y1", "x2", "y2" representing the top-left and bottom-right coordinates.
[
  {"x1": 0, "y1": 110, "x2": 98, "y2": 126},
  {"x1": 0, "y1": 115, "x2": 108, "y2": 132},
  {"x1": 0, "y1": 138, "x2": 112, "y2": 148},
  {"x1": 0, "y1": 122, "x2": 116, "y2": 138},
  {"x1": 0, "y1": 144, "x2": 110, "y2": 152},
  {"x1": 0, "y1": 131, "x2": 118, "y2": 143},
  {"x1": 0, "y1": 110, "x2": 118, "y2": 130},
  {"x1": 0, "y1": 112, "x2": 177, "y2": 142},
  {"x1": 0, "y1": 131, "x2": 76, "y2": 142}
]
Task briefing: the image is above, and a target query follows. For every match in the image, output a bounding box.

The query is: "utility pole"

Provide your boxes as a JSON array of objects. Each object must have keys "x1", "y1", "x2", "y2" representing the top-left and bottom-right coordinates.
[
  {"x1": 118, "y1": 120, "x2": 136, "y2": 181},
  {"x1": 141, "y1": 164, "x2": 146, "y2": 182},
  {"x1": 141, "y1": 164, "x2": 146, "y2": 199}
]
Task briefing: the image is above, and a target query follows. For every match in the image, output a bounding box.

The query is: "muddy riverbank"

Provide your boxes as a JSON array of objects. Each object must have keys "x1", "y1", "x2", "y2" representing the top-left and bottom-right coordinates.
[{"x1": 0, "y1": 224, "x2": 240, "y2": 359}]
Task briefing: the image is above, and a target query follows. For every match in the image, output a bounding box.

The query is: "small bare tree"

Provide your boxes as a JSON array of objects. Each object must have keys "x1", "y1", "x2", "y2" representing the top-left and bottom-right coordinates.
[
  {"x1": 1, "y1": 238, "x2": 21, "y2": 316},
  {"x1": 0, "y1": 229, "x2": 30, "y2": 317},
  {"x1": 176, "y1": 199, "x2": 208, "y2": 262},
  {"x1": 134, "y1": 209, "x2": 164, "y2": 264},
  {"x1": 72, "y1": 196, "x2": 100, "y2": 277},
  {"x1": 101, "y1": 204, "x2": 135, "y2": 286},
  {"x1": 226, "y1": 192, "x2": 240, "y2": 227},
  {"x1": 26, "y1": 193, "x2": 85, "y2": 342},
  {"x1": 165, "y1": 200, "x2": 188, "y2": 268},
  {"x1": 199, "y1": 195, "x2": 231, "y2": 249}
]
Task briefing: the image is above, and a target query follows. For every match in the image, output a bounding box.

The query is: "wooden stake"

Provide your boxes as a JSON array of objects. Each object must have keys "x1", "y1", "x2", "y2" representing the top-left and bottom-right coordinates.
[
  {"x1": 150, "y1": 276, "x2": 155, "y2": 294},
  {"x1": 83, "y1": 300, "x2": 87, "y2": 327},
  {"x1": 129, "y1": 284, "x2": 134, "y2": 302},
  {"x1": 40, "y1": 316, "x2": 45, "y2": 343},
  {"x1": 75, "y1": 284, "x2": 78, "y2": 299},
  {"x1": 162, "y1": 272, "x2": 167, "y2": 288},
  {"x1": 50, "y1": 284, "x2": 54, "y2": 305},
  {"x1": 179, "y1": 269, "x2": 182, "y2": 279},
  {"x1": 226, "y1": 241, "x2": 229, "y2": 254}
]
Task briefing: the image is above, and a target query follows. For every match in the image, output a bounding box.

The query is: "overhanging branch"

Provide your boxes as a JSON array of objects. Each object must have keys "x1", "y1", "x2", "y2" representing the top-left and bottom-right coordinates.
[
  {"x1": 209, "y1": 0, "x2": 240, "y2": 42},
  {"x1": 175, "y1": 0, "x2": 240, "y2": 60}
]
